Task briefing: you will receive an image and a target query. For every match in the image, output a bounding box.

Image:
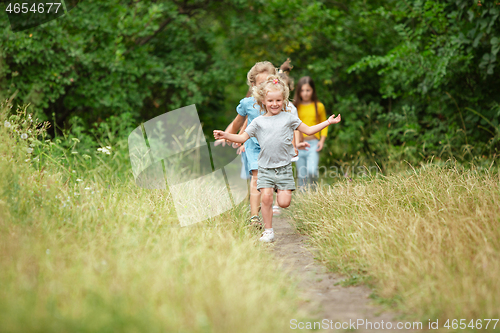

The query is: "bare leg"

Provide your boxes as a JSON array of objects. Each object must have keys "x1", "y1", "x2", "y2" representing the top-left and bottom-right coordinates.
[
  {"x1": 260, "y1": 188, "x2": 274, "y2": 229},
  {"x1": 249, "y1": 169, "x2": 261, "y2": 216},
  {"x1": 276, "y1": 189, "x2": 292, "y2": 208},
  {"x1": 272, "y1": 194, "x2": 281, "y2": 215}
]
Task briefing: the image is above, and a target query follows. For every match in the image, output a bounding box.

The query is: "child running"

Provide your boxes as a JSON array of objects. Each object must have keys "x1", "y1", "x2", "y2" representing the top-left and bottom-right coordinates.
[
  {"x1": 213, "y1": 75, "x2": 341, "y2": 242},
  {"x1": 215, "y1": 61, "x2": 276, "y2": 229},
  {"x1": 272, "y1": 59, "x2": 309, "y2": 215}
]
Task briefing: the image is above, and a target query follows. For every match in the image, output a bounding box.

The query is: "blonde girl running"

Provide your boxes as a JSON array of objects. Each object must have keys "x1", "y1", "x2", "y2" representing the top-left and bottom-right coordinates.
[
  {"x1": 213, "y1": 75, "x2": 341, "y2": 242},
  {"x1": 215, "y1": 61, "x2": 276, "y2": 228}
]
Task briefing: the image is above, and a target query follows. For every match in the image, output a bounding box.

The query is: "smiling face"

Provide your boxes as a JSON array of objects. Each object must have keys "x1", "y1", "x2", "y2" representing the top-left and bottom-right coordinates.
[
  {"x1": 264, "y1": 90, "x2": 284, "y2": 116},
  {"x1": 299, "y1": 83, "x2": 313, "y2": 103}
]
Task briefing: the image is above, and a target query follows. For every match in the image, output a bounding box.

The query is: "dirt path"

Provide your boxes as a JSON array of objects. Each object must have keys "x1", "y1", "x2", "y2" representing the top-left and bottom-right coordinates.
[{"x1": 271, "y1": 215, "x2": 419, "y2": 332}]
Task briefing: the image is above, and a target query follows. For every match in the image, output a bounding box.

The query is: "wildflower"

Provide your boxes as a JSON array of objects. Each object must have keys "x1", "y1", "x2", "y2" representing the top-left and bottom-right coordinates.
[
  {"x1": 84, "y1": 187, "x2": 91, "y2": 190},
  {"x1": 20, "y1": 133, "x2": 28, "y2": 139},
  {"x1": 26, "y1": 147, "x2": 33, "y2": 154},
  {"x1": 97, "y1": 146, "x2": 111, "y2": 155},
  {"x1": 76, "y1": 178, "x2": 83, "y2": 182},
  {"x1": 3, "y1": 121, "x2": 11, "y2": 128}
]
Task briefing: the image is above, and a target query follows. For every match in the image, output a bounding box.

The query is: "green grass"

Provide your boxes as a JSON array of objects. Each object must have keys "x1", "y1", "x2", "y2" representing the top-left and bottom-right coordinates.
[{"x1": 0, "y1": 102, "x2": 311, "y2": 332}]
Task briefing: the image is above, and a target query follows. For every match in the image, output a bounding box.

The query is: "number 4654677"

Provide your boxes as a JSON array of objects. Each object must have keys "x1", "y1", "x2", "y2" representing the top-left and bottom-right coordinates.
[
  {"x1": 443, "y1": 319, "x2": 498, "y2": 330},
  {"x1": 6, "y1": 3, "x2": 62, "y2": 14}
]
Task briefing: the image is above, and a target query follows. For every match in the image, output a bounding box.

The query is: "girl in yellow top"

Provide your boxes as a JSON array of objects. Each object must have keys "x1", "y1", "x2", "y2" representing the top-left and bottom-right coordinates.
[{"x1": 293, "y1": 76, "x2": 328, "y2": 187}]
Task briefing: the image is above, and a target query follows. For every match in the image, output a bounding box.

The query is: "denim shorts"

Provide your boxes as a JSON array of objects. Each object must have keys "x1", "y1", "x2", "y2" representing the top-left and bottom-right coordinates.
[
  {"x1": 244, "y1": 139, "x2": 260, "y2": 175},
  {"x1": 257, "y1": 163, "x2": 296, "y2": 192}
]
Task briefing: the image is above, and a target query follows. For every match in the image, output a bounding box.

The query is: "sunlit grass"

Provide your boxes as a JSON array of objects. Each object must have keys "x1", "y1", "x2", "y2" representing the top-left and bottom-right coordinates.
[
  {"x1": 0, "y1": 102, "x2": 304, "y2": 332},
  {"x1": 291, "y1": 161, "x2": 500, "y2": 324}
]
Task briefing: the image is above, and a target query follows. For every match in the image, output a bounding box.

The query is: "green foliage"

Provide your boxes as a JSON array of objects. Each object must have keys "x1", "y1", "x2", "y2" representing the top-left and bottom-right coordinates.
[
  {"x1": 1, "y1": 0, "x2": 500, "y2": 169},
  {"x1": 346, "y1": 0, "x2": 500, "y2": 165},
  {"x1": 0, "y1": 0, "x2": 234, "y2": 132}
]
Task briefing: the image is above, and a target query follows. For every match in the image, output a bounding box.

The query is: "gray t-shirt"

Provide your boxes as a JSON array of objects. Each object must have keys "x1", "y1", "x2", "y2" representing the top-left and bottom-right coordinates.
[{"x1": 245, "y1": 111, "x2": 302, "y2": 168}]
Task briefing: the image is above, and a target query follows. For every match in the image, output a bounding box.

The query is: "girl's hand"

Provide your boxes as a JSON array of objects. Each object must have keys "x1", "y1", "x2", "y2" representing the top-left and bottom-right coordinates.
[
  {"x1": 237, "y1": 145, "x2": 245, "y2": 155},
  {"x1": 294, "y1": 147, "x2": 299, "y2": 157},
  {"x1": 297, "y1": 142, "x2": 310, "y2": 150},
  {"x1": 214, "y1": 139, "x2": 227, "y2": 147},
  {"x1": 232, "y1": 142, "x2": 241, "y2": 149},
  {"x1": 328, "y1": 114, "x2": 341, "y2": 125},
  {"x1": 213, "y1": 130, "x2": 226, "y2": 140},
  {"x1": 316, "y1": 140, "x2": 324, "y2": 152}
]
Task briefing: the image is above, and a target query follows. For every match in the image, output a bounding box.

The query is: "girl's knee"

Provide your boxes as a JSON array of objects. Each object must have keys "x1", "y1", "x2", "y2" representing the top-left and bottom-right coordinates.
[
  {"x1": 261, "y1": 192, "x2": 274, "y2": 206},
  {"x1": 277, "y1": 192, "x2": 292, "y2": 208},
  {"x1": 278, "y1": 200, "x2": 291, "y2": 208}
]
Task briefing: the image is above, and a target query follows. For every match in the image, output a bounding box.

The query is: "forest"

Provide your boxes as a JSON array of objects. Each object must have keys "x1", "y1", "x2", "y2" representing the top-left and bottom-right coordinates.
[{"x1": 1, "y1": 0, "x2": 499, "y2": 171}]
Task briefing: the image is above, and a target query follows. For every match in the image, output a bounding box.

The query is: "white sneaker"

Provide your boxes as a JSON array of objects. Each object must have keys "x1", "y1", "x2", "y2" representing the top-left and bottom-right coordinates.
[{"x1": 259, "y1": 230, "x2": 275, "y2": 243}]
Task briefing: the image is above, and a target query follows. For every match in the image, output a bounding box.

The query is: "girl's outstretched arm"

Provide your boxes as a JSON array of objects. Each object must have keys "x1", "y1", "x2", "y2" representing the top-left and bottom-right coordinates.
[
  {"x1": 213, "y1": 130, "x2": 250, "y2": 144},
  {"x1": 297, "y1": 114, "x2": 341, "y2": 136},
  {"x1": 215, "y1": 114, "x2": 248, "y2": 147}
]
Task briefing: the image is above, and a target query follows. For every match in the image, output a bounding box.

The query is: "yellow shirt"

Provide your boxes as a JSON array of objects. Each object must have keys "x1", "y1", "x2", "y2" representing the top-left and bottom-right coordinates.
[{"x1": 297, "y1": 102, "x2": 328, "y2": 139}]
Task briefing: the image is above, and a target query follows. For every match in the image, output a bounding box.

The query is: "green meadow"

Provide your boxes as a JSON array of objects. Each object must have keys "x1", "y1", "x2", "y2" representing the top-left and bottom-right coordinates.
[
  {"x1": 2, "y1": 1, "x2": 500, "y2": 330},
  {"x1": 0, "y1": 101, "x2": 305, "y2": 332}
]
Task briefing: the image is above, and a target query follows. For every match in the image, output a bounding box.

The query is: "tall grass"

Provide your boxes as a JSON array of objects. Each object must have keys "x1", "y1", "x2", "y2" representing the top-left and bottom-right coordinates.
[
  {"x1": 291, "y1": 161, "x2": 500, "y2": 324},
  {"x1": 0, "y1": 101, "x2": 303, "y2": 332}
]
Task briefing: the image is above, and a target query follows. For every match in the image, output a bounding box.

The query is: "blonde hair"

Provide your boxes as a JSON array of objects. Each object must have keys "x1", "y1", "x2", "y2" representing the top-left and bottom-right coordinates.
[
  {"x1": 246, "y1": 61, "x2": 277, "y2": 87},
  {"x1": 252, "y1": 75, "x2": 290, "y2": 113}
]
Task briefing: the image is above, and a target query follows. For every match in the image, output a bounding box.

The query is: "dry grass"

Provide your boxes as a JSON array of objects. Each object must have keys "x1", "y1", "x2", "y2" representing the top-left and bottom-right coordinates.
[{"x1": 291, "y1": 162, "x2": 500, "y2": 324}]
